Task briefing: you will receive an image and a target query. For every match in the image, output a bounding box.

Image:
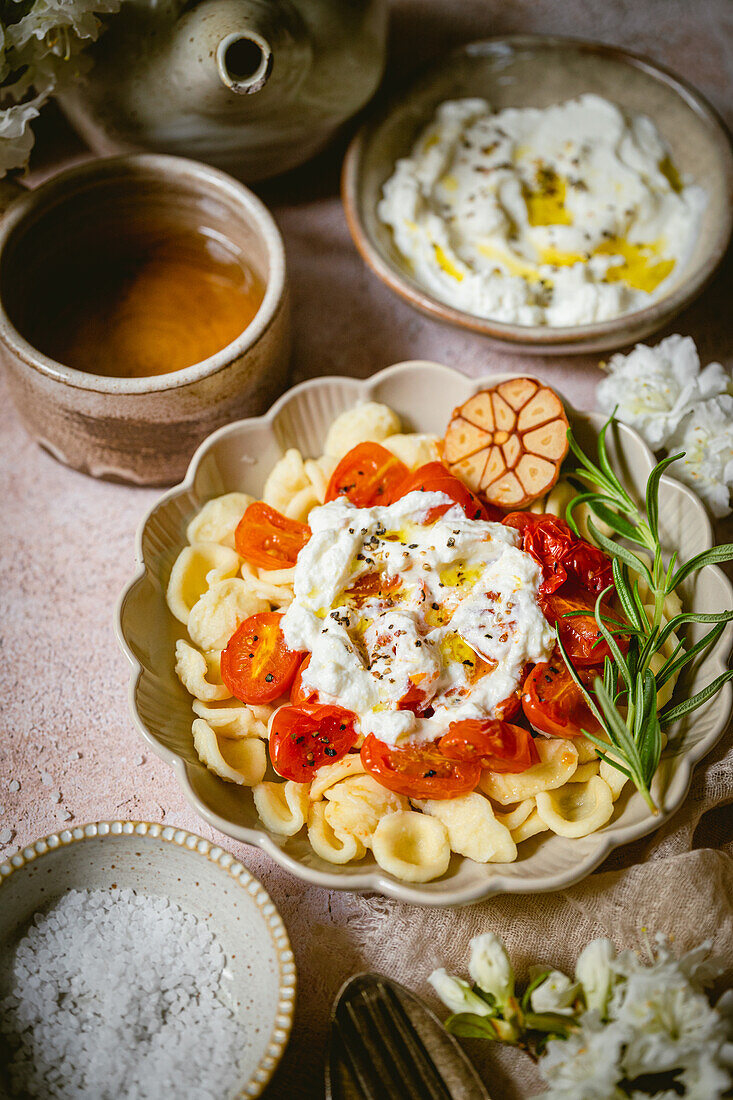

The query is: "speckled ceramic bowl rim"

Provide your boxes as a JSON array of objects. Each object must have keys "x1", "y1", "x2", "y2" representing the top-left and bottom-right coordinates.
[
  {"x1": 115, "y1": 361, "x2": 733, "y2": 906},
  {"x1": 0, "y1": 819, "x2": 296, "y2": 1099},
  {"x1": 342, "y1": 35, "x2": 733, "y2": 349},
  {"x1": 0, "y1": 154, "x2": 286, "y2": 394}
]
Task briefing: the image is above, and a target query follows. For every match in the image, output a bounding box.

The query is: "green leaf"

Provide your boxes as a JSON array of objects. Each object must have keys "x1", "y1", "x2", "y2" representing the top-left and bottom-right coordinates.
[
  {"x1": 581, "y1": 736, "x2": 633, "y2": 779},
  {"x1": 603, "y1": 655, "x2": 616, "y2": 698},
  {"x1": 587, "y1": 520, "x2": 653, "y2": 586},
  {"x1": 593, "y1": 677, "x2": 640, "y2": 764},
  {"x1": 595, "y1": 412, "x2": 635, "y2": 509},
  {"x1": 592, "y1": 588, "x2": 633, "y2": 694},
  {"x1": 659, "y1": 670, "x2": 733, "y2": 728},
  {"x1": 637, "y1": 670, "x2": 662, "y2": 786},
  {"x1": 657, "y1": 609, "x2": 733, "y2": 650},
  {"x1": 565, "y1": 492, "x2": 617, "y2": 538},
  {"x1": 645, "y1": 453, "x2": 683, "y2": 543},
  {"x1": 555, "y1": 637, "x2": 605, "y2": 728},
  {"x1": 613, "y1": 560, "x2": 644, "y2": 632},
  {"x1": 588, "y1": 500, "x2": 645, "y2": 544},
  {"x1": 444, "y1": 1013, "x2": 505, "y2": 1041},
  {"x1": 669, "y1": 544, "x2": 733, "y2": 591},
  {"x1": 655, "y1": 623, "x2": 727, "y2": 690},
  {"x1": 523, "y1": 1011, "x2": 578, "y2": 1038},
  {"x1": 567, "y1": 431, "x2": 608, "y2": 485}
]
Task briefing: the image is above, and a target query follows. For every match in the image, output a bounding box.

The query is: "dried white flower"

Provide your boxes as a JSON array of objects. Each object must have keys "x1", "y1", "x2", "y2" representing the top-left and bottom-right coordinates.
[
  {"x1": 468, "y1": 933, "x2": 515, "y2": 1008},
  {"x1": 428, "y1": 968, "x2": 493, "y2": 1017},
  {"x1": 666, "y1": 395, "x2": 733, "y2": 517},
  {"x1": 575, "y1": 937, "x2": 616, "y2": 1014},
  {"x1": 596, "y1": 335, "x2": 730, "y2": 451}
]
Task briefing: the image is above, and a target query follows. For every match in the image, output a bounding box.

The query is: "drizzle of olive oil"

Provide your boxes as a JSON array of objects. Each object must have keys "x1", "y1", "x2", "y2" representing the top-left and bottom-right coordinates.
[
  {"x1": 433, "y1": 244, "x2": 464, "y2": 281},
  {"x1": 595, "y1": 237, "x2": 675, "y2": 293},
  {"x1": 523, "y1": 171, "x2": 573, "y2": 227}
]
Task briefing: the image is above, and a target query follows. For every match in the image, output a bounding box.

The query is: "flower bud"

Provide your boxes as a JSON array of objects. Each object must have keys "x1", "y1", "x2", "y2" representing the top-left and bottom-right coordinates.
[
  {"x1": 530, "y1": 970, "x2": 579, "y2": 1015},
  {"x1": 575, "y1": 937, "x2": 616, "y2": 1015},
  {"x1": 468, "y1": 933, "x2": 515, "y2": 1008},
  {"x1": 428, "y1": 968, "x2": 493, "y2": 1017}
]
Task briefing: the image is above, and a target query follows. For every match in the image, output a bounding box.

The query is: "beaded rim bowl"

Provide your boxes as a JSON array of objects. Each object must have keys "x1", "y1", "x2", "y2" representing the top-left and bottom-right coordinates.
[{"x1": 0, "y1": 820, "x2": 296, "y2": 1098}]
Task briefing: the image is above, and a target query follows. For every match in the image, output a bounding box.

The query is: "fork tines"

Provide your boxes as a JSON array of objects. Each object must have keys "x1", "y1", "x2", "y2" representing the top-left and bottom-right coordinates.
[{"x1": 332, "y1": 975, "x2": 455, "y2": 1100}]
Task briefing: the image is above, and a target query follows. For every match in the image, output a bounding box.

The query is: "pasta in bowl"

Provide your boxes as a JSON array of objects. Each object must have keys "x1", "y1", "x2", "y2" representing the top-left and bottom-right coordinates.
[{"x1": 117, "y1": 362, "x2": 733, "y2": 904}]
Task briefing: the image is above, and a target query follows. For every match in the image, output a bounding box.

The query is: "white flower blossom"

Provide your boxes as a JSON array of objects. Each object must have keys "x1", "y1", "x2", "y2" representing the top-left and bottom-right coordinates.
[
  {"x1": 666, "y1": 395, "x2": 733, "y2": 517},
  {"x1": 530, "y1": 970, "x2": 580, "y2": 1015},
  {"x1": 468, "y1": 933, "x2": 514, "y2": 1007},
  {"x1": 576, "y1": 937, "x2": 616, "y2": 1015},
  {"x1": 0, "y1": 99, "x2": 41, "y2": 176},
  {"x1": 596, "y1": 334, "x2": 730, "y2": 450},
  {"x1": 539, "y1": 1018, "x2": 624, "y2": 1100},
  {"x1": 427, "y1": 968, "x2": 493, "y2": 1017}
]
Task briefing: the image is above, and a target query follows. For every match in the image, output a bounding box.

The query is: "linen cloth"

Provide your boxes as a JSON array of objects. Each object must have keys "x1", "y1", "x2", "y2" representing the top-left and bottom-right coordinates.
[{"x1": 2, "y1": 1, "x2": 732, "y2": 1096}]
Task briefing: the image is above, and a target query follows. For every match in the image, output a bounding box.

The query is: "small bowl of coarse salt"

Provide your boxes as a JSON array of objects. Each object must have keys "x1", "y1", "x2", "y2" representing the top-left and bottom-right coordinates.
[{"x1": 0, "y1": 821, "x2": 295, "y2": 1100}]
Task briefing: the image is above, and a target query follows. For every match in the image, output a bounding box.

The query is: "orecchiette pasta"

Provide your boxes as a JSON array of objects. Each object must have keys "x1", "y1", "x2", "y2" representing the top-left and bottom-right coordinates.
[
  {"x1": 381, "y1": 432, "x2": 440, "y2": 469},
  {"x1": 253, "y1": 780, "x2": 310, "y2": 836},
  {"x1": 324, "y1": 775, "x2": 409, "y2": 848},
  {"x1": 308, "y1": 801, "x2": 366, "y2": 864},
  {"x1": 186, "y1": 492, "x2": 255, "y2": 549},
  {"x1": 187, "y1": 578, "x2": 268, "y2": 652},
  {"x1": 166, "y1": 543, "x2": 241, "y2": 624},
  {"x1": 239, "y1": 563, "x2": 294, "y2": 608},
  {"x1": 415, "y1": 793, "x2": 517, "y2": 863},
  {"x1": 480, "y1": 738, "x2": 579, "y2": 805},
  {"x1": 535, "y1": 776, "x2": 614, "y2": 838},
  {"x1": 371, "y1": 811, "x2": 451, "y2": 883},
  {"x1": 191, "y1": 698, "x2": 270, "y2": 739},
  {"x1": 568, "y1": 760, "x2": 601, "y2": 783},
  {"x1": 309, "y1": 755, "x2": 368, "y2": 801},
  {"x1": 510, "y1": 809, "x2": 550, "y2": 843},
  {"x1": 175, "y1": 639, "x2": 231, "y2": 702},
  {"x1": 192, "y1": 718, "x2": 267, "y2": 786},
  {"x1": 263, "y1": 448, "x2": 335, "y2": 522},
  {"x1": 494, "y1": 799, "x2": 536, "y2": 832},
  {"x1": 599, "y1": 756, "x2": 629, "y2": 801},
  {"x1": 323, "y1": 402, "x2": 402, "y2": 459}
]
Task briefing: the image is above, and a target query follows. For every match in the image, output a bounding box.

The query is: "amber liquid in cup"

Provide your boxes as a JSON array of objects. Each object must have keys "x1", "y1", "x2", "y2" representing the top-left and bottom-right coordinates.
[{"x1": 6, "y1": 212, "x2": 264, "y2": 378}]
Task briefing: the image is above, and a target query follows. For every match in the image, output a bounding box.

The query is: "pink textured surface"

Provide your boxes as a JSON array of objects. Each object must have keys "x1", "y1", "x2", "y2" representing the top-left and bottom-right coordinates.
[{"x1": 2, "y1": 3, "x2": 732, "y2": 1097}]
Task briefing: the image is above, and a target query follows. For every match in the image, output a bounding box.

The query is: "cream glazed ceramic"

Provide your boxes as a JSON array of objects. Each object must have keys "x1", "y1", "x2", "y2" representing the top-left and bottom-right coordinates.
[
  {"x1": 0, "y1": 155, "x2": 290, "y2": 486},
  {"x1": 342, "y1": 36, "x2": 733, "y2": 355},
  {"x1": 0, "y1": 821, "x2": 296, "y2": 1099},
  {"x1": 58, "y1": 0, "x2": 388, "y2": 182},
  {"x1": 116, "y1": 361, "x2": 733, "y2": 906}
]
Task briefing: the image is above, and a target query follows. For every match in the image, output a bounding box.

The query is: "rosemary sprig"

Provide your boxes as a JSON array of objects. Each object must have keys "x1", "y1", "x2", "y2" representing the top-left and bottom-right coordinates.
[{"x1": 560, "y1": 413, "x2": 733, "y2": 812}]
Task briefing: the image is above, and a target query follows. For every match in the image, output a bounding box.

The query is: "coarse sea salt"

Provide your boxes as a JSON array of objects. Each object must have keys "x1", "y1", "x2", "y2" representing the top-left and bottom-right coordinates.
[{"x1": 0, "y1": 888, "x2": 245, "y2": 1099}]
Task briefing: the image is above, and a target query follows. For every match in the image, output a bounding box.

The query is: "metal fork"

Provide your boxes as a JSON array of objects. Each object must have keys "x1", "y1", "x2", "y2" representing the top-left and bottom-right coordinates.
[{"x1": 326, "y1": 973, "x2": 491, "y2": 1100}]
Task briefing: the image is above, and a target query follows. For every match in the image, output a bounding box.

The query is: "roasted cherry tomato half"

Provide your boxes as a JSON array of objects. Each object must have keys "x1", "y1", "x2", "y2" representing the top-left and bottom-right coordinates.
[
  {"x1": 539, "y1": 583, "x2": 628, "y2": 667},
  {"x1": 221, "y1": 612, "x2": 302, "y2": 704},
  {"x1": 502, "y1": 511, "x2": 613, "y2": 597},
  {"x1": 290, "y1": 654, "x2": 317, "y2": 705},
  {"x1": 270, "y1": 703, "x2": 358, "y2": 782},
  {"x1": 360, "y1": 734, "x2": 481, "y2": 800},
  {"x1": 235, "y1": 502, "x2": 310, "y2": 571},
  {"x1": 521, "y1": 655, "x2": 604, "y2": 739},
  {"x1": 325, "y1": 442, "x2": 409, "y2": 508},
  {"x1": 439, "y1": 719, "x2": 539, "y2": 773},
  {"x1": 397, "y1": 462, "x2": 502, "y2": 523}
]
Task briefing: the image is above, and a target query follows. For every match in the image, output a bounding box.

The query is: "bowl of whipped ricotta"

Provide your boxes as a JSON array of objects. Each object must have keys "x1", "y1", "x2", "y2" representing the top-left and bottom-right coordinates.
[{"x1": 342, "y1": 37, "x2": 733, "y2": 354}]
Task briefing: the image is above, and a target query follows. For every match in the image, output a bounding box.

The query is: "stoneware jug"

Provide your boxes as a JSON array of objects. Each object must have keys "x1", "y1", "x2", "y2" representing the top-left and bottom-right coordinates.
[{"x1": 57, "y1": 0, "x2": 388, "y2": 181}]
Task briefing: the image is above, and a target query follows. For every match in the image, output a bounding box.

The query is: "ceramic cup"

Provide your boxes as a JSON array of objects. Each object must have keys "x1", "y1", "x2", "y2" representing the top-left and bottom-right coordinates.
[{"x1": 0, "y1": 154, "x2": 290, "y2": 486}]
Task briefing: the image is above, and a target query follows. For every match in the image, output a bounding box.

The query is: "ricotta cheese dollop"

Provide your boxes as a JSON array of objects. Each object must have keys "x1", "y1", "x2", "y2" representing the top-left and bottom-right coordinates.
[
  {"x1": 378, "y1": 94, "x2": 705, "y2": 327},
  {"x1": 281, "y1": 492, "x2": 555, "y2": 746}
]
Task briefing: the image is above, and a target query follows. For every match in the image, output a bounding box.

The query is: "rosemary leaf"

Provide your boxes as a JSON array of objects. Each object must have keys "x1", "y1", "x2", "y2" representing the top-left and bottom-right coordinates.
[
  {"x1": 668, "y1": 545, "x2": 733, "y2": 591},
  {"x1": 659, "y1": 671, "x2": 733, "y2": 728}
]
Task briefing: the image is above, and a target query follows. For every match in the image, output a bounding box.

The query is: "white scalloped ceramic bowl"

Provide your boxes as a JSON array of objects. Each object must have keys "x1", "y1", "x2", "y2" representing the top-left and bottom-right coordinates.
[
  {"x1": 0, "y1": 821, "x2": 296, "y2": 1098},
  {"x1": 117, "y1": 362, "x2": 733, "y2": 905}
]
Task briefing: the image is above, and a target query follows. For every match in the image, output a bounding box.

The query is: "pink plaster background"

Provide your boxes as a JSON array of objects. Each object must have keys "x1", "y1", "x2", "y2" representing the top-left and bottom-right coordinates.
[{"x1": 1, "y1": 2, "x2": 732, "y2": 1097}]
